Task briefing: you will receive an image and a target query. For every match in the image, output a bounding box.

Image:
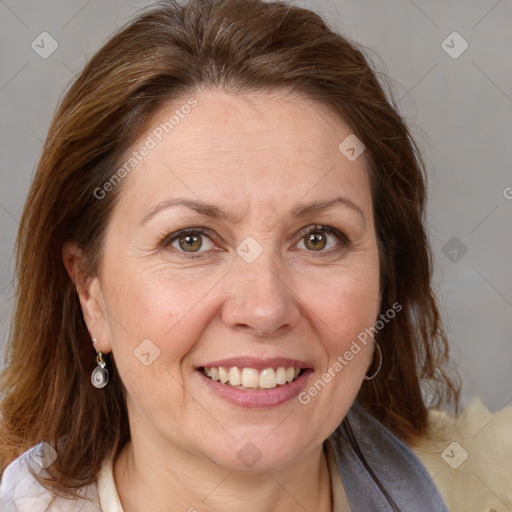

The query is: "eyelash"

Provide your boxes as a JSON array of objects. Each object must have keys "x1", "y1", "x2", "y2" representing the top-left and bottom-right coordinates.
[
  {"x1": 295, "y1": 224, "x2": 351, "y2": 254},
  {"x1": 161, "y1": 225, "x2": 350, "y2": 259}
]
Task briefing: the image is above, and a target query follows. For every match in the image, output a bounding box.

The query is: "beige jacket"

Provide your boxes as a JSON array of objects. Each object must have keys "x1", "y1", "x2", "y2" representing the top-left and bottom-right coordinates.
[{"x1": 411, "y1": 398, "x2": 512, "y2": 512}]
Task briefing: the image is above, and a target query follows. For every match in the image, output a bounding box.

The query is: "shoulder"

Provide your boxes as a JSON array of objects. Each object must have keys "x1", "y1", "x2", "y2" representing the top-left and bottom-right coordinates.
[
  {"x1": 409, "y1": 398, "x2": 512, "y2": 512},
  {"x1": 0, "y1": 442, "x2": 100, "y2": 512}
]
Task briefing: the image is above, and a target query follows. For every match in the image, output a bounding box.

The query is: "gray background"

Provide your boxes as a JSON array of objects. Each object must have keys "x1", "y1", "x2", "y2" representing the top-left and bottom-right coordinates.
[{"x1": 0, "y1": 0, "x2": 510, "y2": 412}]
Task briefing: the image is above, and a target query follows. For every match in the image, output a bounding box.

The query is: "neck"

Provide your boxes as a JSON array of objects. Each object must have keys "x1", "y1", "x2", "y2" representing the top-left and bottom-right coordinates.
[{"x1": 114, "y1": 434, "x2": 333, "y2": 512}]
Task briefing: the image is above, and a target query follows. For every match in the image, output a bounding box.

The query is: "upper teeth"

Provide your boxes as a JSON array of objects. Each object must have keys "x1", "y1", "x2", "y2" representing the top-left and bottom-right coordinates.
[{"x1": 202, "y1": 366, "x2": 301, "y2": 389}]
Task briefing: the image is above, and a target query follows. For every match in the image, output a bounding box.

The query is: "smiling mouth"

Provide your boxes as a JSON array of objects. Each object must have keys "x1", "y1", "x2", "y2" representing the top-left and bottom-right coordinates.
[{"x1": 200, "y1": 366, "x2": 305, "y2": 390}]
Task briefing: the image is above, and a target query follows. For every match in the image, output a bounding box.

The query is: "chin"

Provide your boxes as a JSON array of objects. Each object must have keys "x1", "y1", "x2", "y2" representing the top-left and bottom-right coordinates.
[{"x1": 198, "y1": 430, "x2": 320, "y2": 473}]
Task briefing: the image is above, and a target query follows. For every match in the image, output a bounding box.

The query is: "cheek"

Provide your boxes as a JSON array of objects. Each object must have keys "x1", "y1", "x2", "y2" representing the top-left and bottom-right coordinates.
[
  {"x1": 102, "y1": 262, "x2": 222, "y2": 370},
  {"x1": 294, "y1": 263, "x2": 380, "y2": 424},
  {"x1": 291, "y1": 275, "x2": 379, "y2": 445},
  {"x1": 100, "y1": 267, "x2": 225, "y2": 424},
  {"x1": 304, "y1": 264, "x2": 380, "y2": 344}
]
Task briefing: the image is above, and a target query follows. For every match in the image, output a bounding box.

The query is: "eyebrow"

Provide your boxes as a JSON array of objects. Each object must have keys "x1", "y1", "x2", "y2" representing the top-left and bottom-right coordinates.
[
  {"x1": 139, "y1": 198, "x2": 235, "y2": 226},
  {"x1": 139, "y1": 196, "x2": 365, "y2": 227},
  {"x1": 291, "y1": 197, "x2": 366, "y2": 227}
]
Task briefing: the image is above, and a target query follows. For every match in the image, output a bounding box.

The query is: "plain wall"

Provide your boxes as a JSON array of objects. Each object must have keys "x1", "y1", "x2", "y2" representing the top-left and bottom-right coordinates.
[{"x1": 0, "y1": 0, "x2": 511, "y2": 411}]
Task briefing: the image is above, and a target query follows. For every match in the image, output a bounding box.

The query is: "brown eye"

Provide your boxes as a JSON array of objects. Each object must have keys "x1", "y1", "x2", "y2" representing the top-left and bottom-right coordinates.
[
  {"x1": 166, "y1": 229, "x2": 215, "y2": 255},
  {"x1": 178, "y1": 234, "x2": 202, "y2": 252},
  {"x1": 296, "y1": 225, "x2": 349, "y2": 254},
  {"x1": 304, "y1": 231, "x2": 327, "y2": 251}
]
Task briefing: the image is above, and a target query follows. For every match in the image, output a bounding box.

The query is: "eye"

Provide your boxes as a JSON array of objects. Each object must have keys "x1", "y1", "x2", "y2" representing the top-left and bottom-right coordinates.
[
  {"x1": 295, "y1": 225, "x2": 349, "y2": 253},
  {"x1": 164, "y1": 228, "x2": 216, "y2": 255}
]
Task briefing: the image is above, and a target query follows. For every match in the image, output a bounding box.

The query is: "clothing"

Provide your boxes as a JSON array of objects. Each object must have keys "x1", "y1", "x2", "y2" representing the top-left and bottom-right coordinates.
[
  {"x1": 409, "y1": 397, "x2": 512, "y2": 512},
  {"x1": 330, "y1": 401, "x2": 448, "y2": 511},
  {"x1": 1, "y1": 399, "x2": 487, "y2": 512}
]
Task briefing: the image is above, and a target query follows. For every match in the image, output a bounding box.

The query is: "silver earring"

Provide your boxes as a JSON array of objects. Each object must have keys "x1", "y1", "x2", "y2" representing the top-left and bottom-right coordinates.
[
  {"x1": 92, "y1": 338, "x2": 98, "y2": 346},
  {"x1": 364, "y1": 340, "x2": 382, "y2": 381},
  {"x1": 91, "y1": 351, "x2": 109, "y2": 388}
]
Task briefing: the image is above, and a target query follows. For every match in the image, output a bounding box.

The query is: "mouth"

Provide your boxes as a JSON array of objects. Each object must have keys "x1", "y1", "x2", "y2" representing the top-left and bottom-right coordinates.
[
  {"x1": 196, "y1": 357, "x2": 312, "y2": 408},
  {"x1": 200, "y1": 365, "x2": 305, "y2": 390}
]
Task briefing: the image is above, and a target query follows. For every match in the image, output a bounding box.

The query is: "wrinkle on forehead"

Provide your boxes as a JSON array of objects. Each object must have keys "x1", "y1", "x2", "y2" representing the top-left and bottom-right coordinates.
[{"x1": 112, "y1": 88, "x2": 372, "y2": 235}]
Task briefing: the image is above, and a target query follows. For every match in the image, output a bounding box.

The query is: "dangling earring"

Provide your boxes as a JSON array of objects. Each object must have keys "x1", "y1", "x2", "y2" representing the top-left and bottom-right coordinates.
[
  {"x1": 91, "y1": 350, "x2": 109, "y2": 388},
  {"x1": 364, "y1": 340, "x2": 382, "y2": 381}
]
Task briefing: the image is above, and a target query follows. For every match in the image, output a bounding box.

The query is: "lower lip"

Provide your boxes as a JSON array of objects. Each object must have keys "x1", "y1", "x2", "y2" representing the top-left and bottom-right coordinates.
[{"x1": 198, "y1": 369, "x2": 313, "y2": 409}]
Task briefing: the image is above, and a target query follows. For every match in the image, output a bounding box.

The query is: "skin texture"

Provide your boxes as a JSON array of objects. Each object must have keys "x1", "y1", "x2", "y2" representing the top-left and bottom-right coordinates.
[{"x1": 64, "y1": 88, "x2": 381, "y2": 512}]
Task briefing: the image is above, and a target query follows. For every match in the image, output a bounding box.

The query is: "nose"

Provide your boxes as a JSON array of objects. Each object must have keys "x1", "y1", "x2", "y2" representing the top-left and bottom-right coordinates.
[{"x1": 221, "y1": 253, "x2": 301, "y2": 338}]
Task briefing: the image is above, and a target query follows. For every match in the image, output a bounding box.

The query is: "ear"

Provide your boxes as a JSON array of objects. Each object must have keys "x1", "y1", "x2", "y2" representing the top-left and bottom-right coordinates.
[{"x1": 62, "y1": 241, "x2": 112, "y2": 354}]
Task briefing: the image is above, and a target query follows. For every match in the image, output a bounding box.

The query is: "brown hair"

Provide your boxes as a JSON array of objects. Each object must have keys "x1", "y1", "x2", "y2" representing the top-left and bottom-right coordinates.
[{"x1": 0, "y1": 0, "x2": 459, "y2": 498}]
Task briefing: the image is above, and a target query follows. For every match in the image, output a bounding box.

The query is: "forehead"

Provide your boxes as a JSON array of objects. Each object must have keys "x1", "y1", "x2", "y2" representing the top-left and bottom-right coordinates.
[{"x1": 112, "y1": 88, "x2": 371, "y2": 221}]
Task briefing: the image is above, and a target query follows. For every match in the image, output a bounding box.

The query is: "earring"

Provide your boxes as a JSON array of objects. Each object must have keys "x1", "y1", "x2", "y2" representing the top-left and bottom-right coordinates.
[
  {"x1": 364, "y1": 340, "x2": 382, "y2": 381},
  {"x1": 91, "y1": 351, "x2": 109, "y2": 388}
]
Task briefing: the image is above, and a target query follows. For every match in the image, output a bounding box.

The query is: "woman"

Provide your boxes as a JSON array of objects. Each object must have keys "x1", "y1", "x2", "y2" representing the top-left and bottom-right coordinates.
[{"x1": 0, "y1": 0, "x2": 501, "y2": 510}]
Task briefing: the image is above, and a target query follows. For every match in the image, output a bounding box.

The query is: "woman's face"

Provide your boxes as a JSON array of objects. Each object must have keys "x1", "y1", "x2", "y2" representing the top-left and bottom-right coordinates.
[{"x1": 86, "y1": 88, "x2": 380, "y2": 471}]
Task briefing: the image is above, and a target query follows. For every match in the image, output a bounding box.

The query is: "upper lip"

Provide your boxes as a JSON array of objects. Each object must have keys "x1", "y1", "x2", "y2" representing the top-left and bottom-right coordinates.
[{"x1": 198, "y1": 357, "x2": 312, "y2": 371}]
